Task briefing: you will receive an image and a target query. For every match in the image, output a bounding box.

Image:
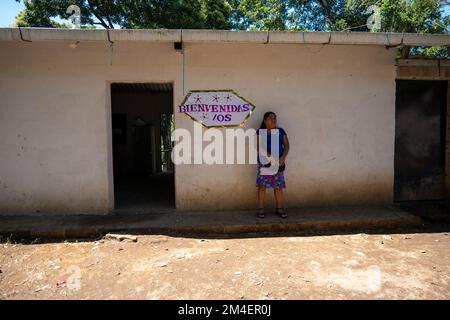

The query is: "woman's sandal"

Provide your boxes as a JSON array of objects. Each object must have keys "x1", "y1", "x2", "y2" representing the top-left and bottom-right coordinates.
[
  {"x1": 257, "y1": 208, "x2": 265, "y2": 219},
  {"x1": 276, "y1": 208, "x2": 288, "y2": 218}
]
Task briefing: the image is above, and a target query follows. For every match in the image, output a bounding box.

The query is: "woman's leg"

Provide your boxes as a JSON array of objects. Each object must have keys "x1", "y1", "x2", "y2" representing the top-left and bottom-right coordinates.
[
  {"x1": 274, "y1": 188, "x2": 283, "y2": 209},
  {"x1": 258, "y1": 187, "x2": 266, "y2": 208},
  {"x1": 274, "y1": 188, "x2": 287, "y2": 217}
]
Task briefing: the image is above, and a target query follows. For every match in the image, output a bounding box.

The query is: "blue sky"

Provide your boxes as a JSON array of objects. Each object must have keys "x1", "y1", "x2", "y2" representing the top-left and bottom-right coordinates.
[
  {"x1": 0, "y1": 0, "x2": 24, "y2": 27},
  {"x1": 1, "y1": 1, "x2": 449, "y2": 28}
]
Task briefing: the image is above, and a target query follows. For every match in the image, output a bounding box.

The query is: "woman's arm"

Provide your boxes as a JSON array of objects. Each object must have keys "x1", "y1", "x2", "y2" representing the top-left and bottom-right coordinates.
[{"x1": 280, "y1": 135, "x2": 290, "y2": 165}]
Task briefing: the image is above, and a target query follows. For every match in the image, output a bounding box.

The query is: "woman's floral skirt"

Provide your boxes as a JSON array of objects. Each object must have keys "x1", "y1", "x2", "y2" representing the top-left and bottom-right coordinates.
[{"x1": 256, "y1": 163, "x2": 286, "y2": 189}]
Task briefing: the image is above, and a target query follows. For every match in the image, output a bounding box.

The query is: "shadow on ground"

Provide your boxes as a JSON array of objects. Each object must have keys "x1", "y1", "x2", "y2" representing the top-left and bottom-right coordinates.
[{"x1": 1, "y1": 201, "x2": 449, "y2": 245}]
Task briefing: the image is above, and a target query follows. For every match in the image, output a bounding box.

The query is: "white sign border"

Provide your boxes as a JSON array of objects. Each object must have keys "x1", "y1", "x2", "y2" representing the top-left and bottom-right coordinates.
[{"x1": 179, "y1": 89, "x2": 257, "y2": 129}]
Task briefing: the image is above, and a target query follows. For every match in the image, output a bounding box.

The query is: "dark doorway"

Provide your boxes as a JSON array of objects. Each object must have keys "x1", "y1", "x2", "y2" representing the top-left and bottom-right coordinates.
[
  {"x1": 111, "y1": 83, "x2": 175, "y2": 213},
  {"x1": 394, "y1": 80, "x2": 447, "y2": 202}
]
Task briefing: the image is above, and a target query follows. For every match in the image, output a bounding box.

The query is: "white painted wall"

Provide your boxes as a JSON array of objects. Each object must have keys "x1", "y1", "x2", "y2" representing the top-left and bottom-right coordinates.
[{"x1": 0, "y1": 40, "x2": 397, "y2": 214}]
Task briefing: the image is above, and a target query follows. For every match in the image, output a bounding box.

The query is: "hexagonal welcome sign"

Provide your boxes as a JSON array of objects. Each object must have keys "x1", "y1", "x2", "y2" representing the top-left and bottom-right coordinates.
[{"x1": 178, "y1": 90, "x2": 256, "y2": 128}]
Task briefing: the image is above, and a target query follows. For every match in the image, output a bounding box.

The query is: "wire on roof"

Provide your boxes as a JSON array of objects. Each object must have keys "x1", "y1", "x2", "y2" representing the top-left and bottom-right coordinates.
[
  {"x1": 301, "y1": 31, "x2": 330, "y2": 54},
  {"x1": 107, "y1": 28, "x2": 114, "y2": 66},
  {"x1": 18, "y1": 26, "x2": 32, "y2": 42}
]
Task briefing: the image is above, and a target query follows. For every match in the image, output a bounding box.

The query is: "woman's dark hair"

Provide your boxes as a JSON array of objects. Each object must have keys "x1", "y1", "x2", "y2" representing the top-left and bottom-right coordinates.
[{"x1": 260, "y1": 111, "x2": 276, "y2": 129}]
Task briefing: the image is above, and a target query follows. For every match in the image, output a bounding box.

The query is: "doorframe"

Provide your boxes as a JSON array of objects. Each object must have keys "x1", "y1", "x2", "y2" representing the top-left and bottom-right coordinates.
[
  {"x1": 396, "y1": 58, "x2": 450, "y2": 200},
  {"x1": 106, "y1": 80, "x2": 176, "y2": 213}
]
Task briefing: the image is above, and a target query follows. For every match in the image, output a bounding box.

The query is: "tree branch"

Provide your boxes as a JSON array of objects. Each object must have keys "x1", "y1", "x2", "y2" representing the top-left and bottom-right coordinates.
[
  {"x1": 87, "y1": 0, "x2": 110, "y2": 29},
  {"x1": 106, "y1": 15, "x2": 114, "y2": 29},
  {"x1": 316, "y1": 0, "x2": 336, "y2": 29}
]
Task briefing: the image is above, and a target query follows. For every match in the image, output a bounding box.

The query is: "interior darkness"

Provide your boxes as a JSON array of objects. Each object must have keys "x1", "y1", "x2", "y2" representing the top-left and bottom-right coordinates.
[
  {"x1": 111, "y1": 83, "x2": 175, "y2": 213},
  {"x1": 394, "y1": 80, "x2": 448, "y2": 202}
]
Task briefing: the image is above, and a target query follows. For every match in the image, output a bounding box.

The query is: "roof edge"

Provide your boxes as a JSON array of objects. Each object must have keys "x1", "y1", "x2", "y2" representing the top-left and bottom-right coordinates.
[{"x1": 0, "y1": 28, "x2": 448, "y2": 47}]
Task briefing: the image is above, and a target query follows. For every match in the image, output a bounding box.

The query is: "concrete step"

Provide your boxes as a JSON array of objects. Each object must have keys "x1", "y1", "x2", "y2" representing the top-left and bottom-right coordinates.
[{"x1": 0, "y1": 205, "x2": 422, "y2": 240}]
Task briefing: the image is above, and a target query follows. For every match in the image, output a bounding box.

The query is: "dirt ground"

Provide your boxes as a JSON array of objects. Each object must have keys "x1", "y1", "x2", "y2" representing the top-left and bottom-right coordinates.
[{"x1": 1, "y1": 230, "x2": 449, "y2": 300}]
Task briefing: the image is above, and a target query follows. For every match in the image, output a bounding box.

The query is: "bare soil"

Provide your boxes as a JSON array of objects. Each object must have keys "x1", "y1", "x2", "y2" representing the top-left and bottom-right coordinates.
[{"x1": 1, "y1": 231, "x2": 449, "y2": 299}]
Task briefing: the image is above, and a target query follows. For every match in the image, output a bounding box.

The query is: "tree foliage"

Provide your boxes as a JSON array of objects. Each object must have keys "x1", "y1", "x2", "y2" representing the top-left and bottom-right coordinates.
[{"x1": 14, "y1": 0, "x2": 232, "y2": 29}]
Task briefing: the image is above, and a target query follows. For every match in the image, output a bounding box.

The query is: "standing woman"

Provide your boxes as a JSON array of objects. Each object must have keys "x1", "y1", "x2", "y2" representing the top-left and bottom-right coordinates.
[{"x1": 256, "y1": 112, "x2": 290, "y2": 218}]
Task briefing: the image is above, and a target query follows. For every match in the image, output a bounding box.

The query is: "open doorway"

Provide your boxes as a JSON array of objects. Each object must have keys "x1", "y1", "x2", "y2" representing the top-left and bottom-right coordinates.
[
  {"x1": 394, "y1": 80, "x2": 448, "y2": 202},
  {"x1": 111, "y1": 83, "x2": 175, "y2": 213}
]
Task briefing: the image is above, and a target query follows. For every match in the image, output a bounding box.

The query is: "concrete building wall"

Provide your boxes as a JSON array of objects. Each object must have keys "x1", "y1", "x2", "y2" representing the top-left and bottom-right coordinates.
[{"x1": 0, "y1": 40, "x2": 397, "y2": 214}]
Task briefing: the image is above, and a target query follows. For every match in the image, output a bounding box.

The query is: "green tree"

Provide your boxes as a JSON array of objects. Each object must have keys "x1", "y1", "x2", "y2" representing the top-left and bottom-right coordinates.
[
  {"x1": 204, "y1": 0, "x2": 232, "y2": 29},
  {"x1": 285, "y1": 0, "x2": 449, "y2": 33},
  {"x1": 14, "y1": 0, "x2": 232, "y2": 29},
  {"x1": 229, "y1": 0, "x2": 288, "y2": 30},
  {"x1": 14, "y1": 0, "x2": 449, "y2": 33}
]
